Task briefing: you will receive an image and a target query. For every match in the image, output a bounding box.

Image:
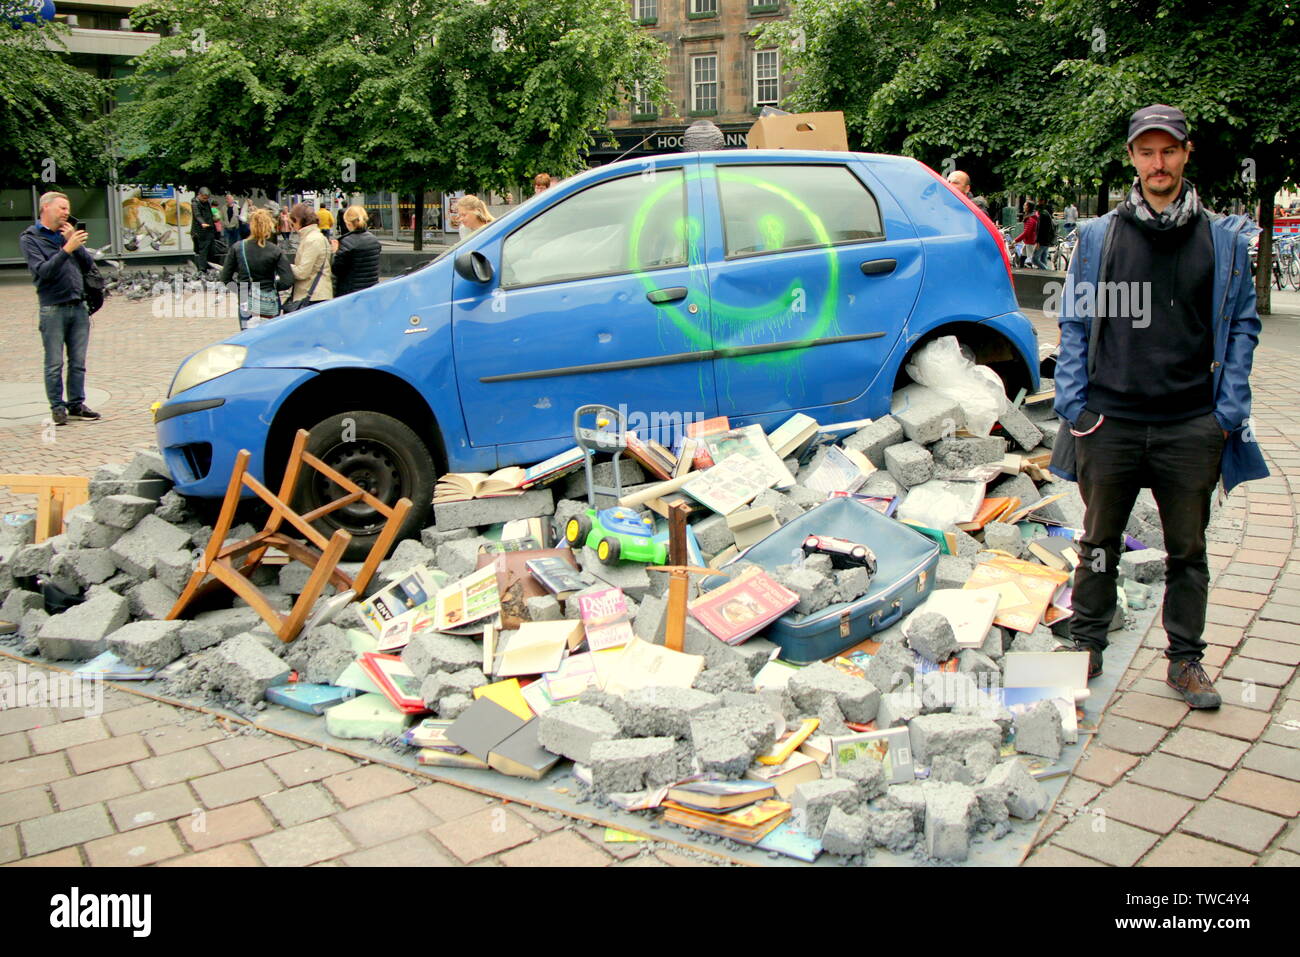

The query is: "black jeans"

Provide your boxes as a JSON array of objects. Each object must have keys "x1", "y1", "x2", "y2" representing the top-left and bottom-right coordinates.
[{"x1": 1070, "y1": 411, "x2": 1224, "y2": 662}]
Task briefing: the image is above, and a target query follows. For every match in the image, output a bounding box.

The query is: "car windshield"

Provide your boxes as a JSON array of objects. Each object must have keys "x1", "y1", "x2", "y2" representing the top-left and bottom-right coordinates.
[{"x1": 416, "y1": 187, "x2": 559, "y2": 273}]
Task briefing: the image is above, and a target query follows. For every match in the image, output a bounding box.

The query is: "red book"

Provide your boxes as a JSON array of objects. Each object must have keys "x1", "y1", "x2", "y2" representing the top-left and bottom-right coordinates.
[
  {"x1": 688, "y1": 566, "x2": 799, "y2": 645},
  {"x1": 357, "y1": 652, "x2": 428, "y2": 714},
  {"x1": 685, "y1": 416, "x2": 730, "y2": 470}
]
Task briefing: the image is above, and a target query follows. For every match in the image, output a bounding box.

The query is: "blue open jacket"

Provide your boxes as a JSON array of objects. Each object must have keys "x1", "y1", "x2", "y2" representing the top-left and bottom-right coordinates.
[{"x1": 1050, "y1": 209, "x2": 1269, "y2": 494}]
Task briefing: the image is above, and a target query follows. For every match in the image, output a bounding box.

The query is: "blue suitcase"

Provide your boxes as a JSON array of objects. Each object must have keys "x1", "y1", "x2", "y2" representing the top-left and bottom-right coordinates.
[{"x1": 699, "y1": 496, "x2": 940, "y2": 664}]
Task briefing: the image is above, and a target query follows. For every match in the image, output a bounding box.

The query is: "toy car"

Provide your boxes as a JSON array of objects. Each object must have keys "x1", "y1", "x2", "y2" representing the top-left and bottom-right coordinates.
[
  {"x1": 802, "y1": 534, "x2": 878, "y2": 574},
  {"x1": 564, "y1": 506, "x2": 667, "y2": 566}
]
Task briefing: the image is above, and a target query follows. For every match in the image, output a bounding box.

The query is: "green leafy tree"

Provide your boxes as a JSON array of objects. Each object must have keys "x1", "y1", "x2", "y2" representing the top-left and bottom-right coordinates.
[{"x1": 0, "y1": 18, "x2": 109, "y2": 186}]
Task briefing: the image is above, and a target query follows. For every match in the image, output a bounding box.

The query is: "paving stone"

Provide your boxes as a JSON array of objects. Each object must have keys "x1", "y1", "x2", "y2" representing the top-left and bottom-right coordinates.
[
  {"x1": 430, "y1": 806, "x2": 536, "y2": 863},
  {"x1": 1088, "y1": 782, "x2": 1194, "y2": 834},
  {"x1": 107, "y1": 782, "x2": 199, "y2": 831},
  {"x1": 20, "y1": 803, "x2": 114, "y2": 855},
  {"x1": 1096, "y1": 715, "x2": 1167, "y2": 754},
  {"x1": 1259, "y1": 850, "x2": 1300, "y2": 867},
  {"x1": 500, "y1": 829, "x2": 613, "y2": 867},
  {"x1": 206, "y1": 735, "x2": 299, "y2": 769},
  {"x1": 1180, "y1": 704, "x2": 1272, "y2": 740},
  {"x1": 158, "y1": 843, "x2": 263, "y2": 867},
  {"x1": 1051, "y1": 815, "x2": 1160, "y2": 867},
  {"x1": 1241, "y1": 742, "x2": 1300, "y2": 782},
  {"x1": 0, "y1": 706, "x2": 55, "y2": 736},
  {"x1": 192, "y1": 763, "x2": 281, "y2": 809},
  {"x1": 1222, "y1": 656, "x2": 1294, "y2": 688},
  {"x1": 0, "y1": 752, "x2": 70, "y2": 794},
  {"x1": 1216, "y1": 769, "x2": 1300, "y2": 818},
  {"x1": 144, "y1": 721, "x2": 227, "y2": 757},
  {"x1": 0, "y1": 732, "x2": 31, "y2": 764},
  {"x1": 1129, "y1": 753, "x2": 1227, "y2": 800},
  {"x1": 322, "y1": 764, "x2": 416, "y2": 809},
  {"x1": 266, "y1": 748, "x2": 359, "y2": 787},
  {"x1": 1213, "y1": 678, "x2": 1280, "y2": 712},
  {"x1": 50, "y1": 766, "x2": 141, "y2": 811},
  {"x1": 260, "y1": 783, "x2": 337, "y2": 828},
  {"x1": 1110, "y1": 692, "x2": 1188, "y2": 728},
  {"x1": 0, "y1": 786, "x2": 54, "y2": 826},
  {"x1": 409, "y1": 782, "x2": 497, "y2": 822},
  {"x1": 84, "y1": 822, "x2": 184, "y2": 867},
  {"x1": 131, "y1": 746, "x2": 222, "y2": 789},
  {"x1": 1240, "y1": 638, "x2": 1300, "y2": 666},
  {"x1": 252, "y1": 818, "x2": 355, "y2": 867},
  {"x1": 28, "y1": 716, "x2": 109, "y2": 755},
  {"x1": 343, "y1": 833, "x2": 457, "y2": 867},
  {"x1": 1160, "y1": 727, "x2": 1252, "y2": 770},
  {"x1": 6, "y1": 847, "x2": 84, "y2": 867},
  {"x1": 1073, "y1": 745, "x2": 1140, "y2": 786},
  {"x1": 336, "y1": 793, "x2": 439, "y2": 848},
  {"x1": 182, "y1": 799, "x2": 276, "y2": 852},
  {"x1": 103, "y1": 702, "x2": 184, "y2": 736},
  {"x1": 1139, "y1": 832, "x2": 1256, "y2": 867},
  {"x1": 1179, "y1": 798, "x2": 1287, "y2": 853}
]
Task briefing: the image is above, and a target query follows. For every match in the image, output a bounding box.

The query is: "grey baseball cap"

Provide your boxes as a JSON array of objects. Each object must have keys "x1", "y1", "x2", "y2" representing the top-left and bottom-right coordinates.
[{"x1": 1127, "y1": 104, "x2": 1189, "y2": 144}]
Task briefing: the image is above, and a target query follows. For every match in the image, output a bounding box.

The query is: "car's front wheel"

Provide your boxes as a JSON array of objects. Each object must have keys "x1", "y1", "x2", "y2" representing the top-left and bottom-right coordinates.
[{"x1": 298, "y1": 411, "x2": 434, "y2": 561}]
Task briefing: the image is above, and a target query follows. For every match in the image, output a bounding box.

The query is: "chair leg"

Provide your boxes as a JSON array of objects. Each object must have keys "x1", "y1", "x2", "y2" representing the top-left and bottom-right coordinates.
[{"x1": 279, "y1": 529, "x2": 351, "y2": 642}]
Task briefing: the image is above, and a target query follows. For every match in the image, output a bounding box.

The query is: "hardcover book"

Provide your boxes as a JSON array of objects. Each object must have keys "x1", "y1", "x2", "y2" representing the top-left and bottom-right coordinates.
[
  {"x1": 688, "y1": 565, "x2": 799, "y2": 645},
  {"x1": 963, "y1": 556, "x2": 1070, "y2": 633},
  {"x1": 803, "y1": 445, "x2": 876, "y2": 495},
  {"x1": 525, "y1": 556, "x2": 589, "y2": 600},
  {"x1": 681, "y1": 453, "x2": 767, "y2": 516},
  {"x1": 577, "y1": 586, "x2": 635, "y2": 652},
  {"x1": 698, "y1": 424, "x2": 796, "y2": 490},
  {"x1": 357, "y1": 652, "x2": 427, "y2": 714},
  {"x1": 829, "y1": 727, "x2": 915, "y2": 785}
]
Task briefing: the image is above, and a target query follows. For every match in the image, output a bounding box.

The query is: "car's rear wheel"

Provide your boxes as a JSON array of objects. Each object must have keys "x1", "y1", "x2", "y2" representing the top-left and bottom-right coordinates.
[{"x1": 298, "y1": 411, "x2": 434, "y2": 561}]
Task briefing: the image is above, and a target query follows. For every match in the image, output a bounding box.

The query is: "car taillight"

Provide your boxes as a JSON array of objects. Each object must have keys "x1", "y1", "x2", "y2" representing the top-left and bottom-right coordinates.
[{"x1": 920, "y1": 162, "x2": 1015, "y2": 292}]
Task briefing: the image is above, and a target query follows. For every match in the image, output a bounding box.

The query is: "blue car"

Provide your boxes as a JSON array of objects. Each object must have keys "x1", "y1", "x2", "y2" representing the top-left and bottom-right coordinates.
[{"x1": 156, "y1": 150, "x2": 1038, "y2": 557}]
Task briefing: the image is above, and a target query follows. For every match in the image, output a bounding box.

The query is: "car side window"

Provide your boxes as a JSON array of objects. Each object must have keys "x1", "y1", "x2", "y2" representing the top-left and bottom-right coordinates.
[
  {"x1": 501, "y1": 170, "x2": 688, "y2": 288},
  {"x1": 717, "y1": 165, "x2": 884, "y2": 258}
]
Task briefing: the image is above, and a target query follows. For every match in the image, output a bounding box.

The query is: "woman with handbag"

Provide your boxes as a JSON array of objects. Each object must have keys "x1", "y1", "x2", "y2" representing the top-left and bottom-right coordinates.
[
  {"x1": 220, "y1": 208, "x2": 293, "y2": 330},
  {"x1": 283, "y1": 203, "x2": 333, "y2": 312}
]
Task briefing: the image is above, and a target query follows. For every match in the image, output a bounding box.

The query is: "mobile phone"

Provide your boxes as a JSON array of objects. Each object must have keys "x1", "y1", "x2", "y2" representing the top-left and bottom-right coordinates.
[{"x1": 67, "y1": 216, "x2": 86, "y2": 234}]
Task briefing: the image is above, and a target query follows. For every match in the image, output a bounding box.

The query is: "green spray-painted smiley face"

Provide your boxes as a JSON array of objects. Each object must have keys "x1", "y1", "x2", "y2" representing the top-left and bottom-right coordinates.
[{"x1": 627, "y1": 166, "x2": 842, "y2": 360}]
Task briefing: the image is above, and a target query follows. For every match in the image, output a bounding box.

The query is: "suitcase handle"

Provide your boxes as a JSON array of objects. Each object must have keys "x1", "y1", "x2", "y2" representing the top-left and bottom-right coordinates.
[{"x1": 870, "y1": 599, "x2": 904, "y2": 630}]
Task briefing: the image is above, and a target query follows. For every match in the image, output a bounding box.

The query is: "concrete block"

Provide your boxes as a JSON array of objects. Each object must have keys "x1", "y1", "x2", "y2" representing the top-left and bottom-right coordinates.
[
  {"x1": 787, "y1": 662, "x2": 879, "y2": 723},
  {"x1": 751, "y1": 488, "x2": 804, "y2": 525},
  {"x1": 149, "y1": 550, "x2": 192, "y2": 596},
  {"x1": 434, "y1": 538, "x2": 486, "y2": 581},
  {"x1": 20, "y1": 607, "x2": 49, "y2": 640},
  {"x1": 0, "y1": 514, "x2": 36, "y2": 547},
  {"x1": 957, "y1": 649, "x2": 1000, "y2": 677},
  {"x1": 277, "y1": 562, "x2": 314, "y2": 595},
  {"x1": 734, "y1": 637, "x2": 779, "y2": 677},
  {"x1": 325, "y1": 692, "x2": 412, "y2": 741},
  {"x1": 892, "y1": 384, "x2": 964, "y2": 444},
  {"x1": 387, "y1": 538, "x2": 435, "y2": 570},
  {"x1": 615, "y1": 685, "x2": 721, "y2": 738},
  {"x1": 434, "y1": 489, "x2": 555, "y2": 532},
  {"x1": 791, "y1": 778, "x2": 860, "y2": 838},
  {"x1": 36, "y1": 592, "x2": 130, "y2": 660},
  {"x1": 443, "y1": 668, "x2": 488, "y2": 696},
  {"x1": 125, "y1": 579, "x2": 180, "y2": 621},
  {"x1": 832, "y1": 566, "x2": 872, "y2": 605},
  {"x1": 120, "y1": 449, "x2": 171, "y2": 484},
  {"x1": 979, "y1": 625, "x2": 1006, "y2": 660},
  {"x1": 923, "y1": 782, "x2": 977, "y2": 861},
  {"x1": 64, "y1": 506, "x2": 125, "y2": 549},
  {"x1": 839, "y1": 755, "x2": 887, "y2": 801},
  {"x1": 419, "y1": 671, "x2": 456, "y2": 708},
  {"x1": 153, "y1": 490, "x2": 192, "y2": 524},
  {"x1": 633, "y1": 592, "x2": 669, "y2": 644},
  {"x1": 282, "y1": 623, "x2": 353, "y2": 685},
  {"x1": 905, "y1": 611, "x2": 958, "y2": 664},
  {"x1": 936, "y1": 554, "x2": 976, "y2": 591},
  {"x1": 821, "y1": 807, "x2": 870, "y2": 857},
  {"x1": 94, "y1": 494, "x2": 157, "y2": 530},
  {"x1": 1033, "y1": 481, "x2": 1085, "y2": 527},
  {"x1": 908, "y1": 713, "x2": 1002, "y2": 764},
  {"x1": 692, "y1": 659, "x2": 754, "y2": 695},
  {"x1": 1013, "y1": 699, "x2": 1065, "y2": 760},
  {"x1": 589, "y1": 736, "x2": 682, "y2": 792},
  {"x1": 951, "y1": 528, "x2": 984, "y2": 559},
  {"x1": 1007, "y1": 627, "x2": 1062, "y2": 654},
  {"x1": 983, "y1": 522, "x2": 1022, "y2": 556},
  {"x1": 1119, "y1": 548, "x2": 1167, "y2": 585},
  {"x1": 579, "y1": 547, "x2": 653, "y2": 601},
  {"x1": 997, "y1": 404, "x2": 1043, "y2": 452},
  {"x1": 110, "y1": 515, "x2": 192, "y2": 580},
  {"x1": 964, "y1": 741, "x2": 999, "y2": 783},
  {"x1": 931, "y1": 754, "x2": 973, "y2": 784},
  {"x1": 525, "y1": 594, "x2": 562, "y2": 622},
  {"x1": 860, "y1": 471, "x2": 902, "y2": 499},
  {"x1": 876, "y1": 688, "x2": 923, "y2": 729},
  {"x1": 12, "y1": 540, "x2": 56, "y2": 578},
  {"x1": 174, "y1": 622, "x2": 221, "y2": 654},
  {"x1": 864, "y1": 808, "x2": 916, "y2": 851},
  {"x1": 438, "y1": 693, "x2": 474, "y2": 719},
  {"x1": 106, "y1": 620, "x2": 185, "y2": 668},
  {"x1": 692, "y1": 513, "x2": 736, "y2": 558},
  {"x1": 401, "y1": 632, "x2": 481, "y2": 679},
  {"x1": 884, "y1": 441, "x2": 933, "y2": 488},
  {"x1": 990, "y1": 472, "x2": 1040, "y2": 505},
  {"x1": 985, "y1": 758, "x2": 1048, "y2": 819},
  {"x1": 768, "y1": 563, "x2": 832, "y2": 617},
  {"x1": 843, "y1": 416, "x2": 906, "y2": 468},
  {"x1": 536, "y1": 703, "x2": 622, "y2": 764},
  {"x1": 785, "y1": 485, "x2": 823, "y2": 511},
  {"x1": 689, "y1": 703, "x2": 778, "y2": 778},
  {"x1": 191, "y1": 606, "x2": 264, "y2": 641},
  {"x1": 420, "y1": 525, "x2": 471, "y2": 549},
  {"x1": 932, "y1": 436, "x2": 1006, "y2": 470},
  {"x1": 864, "y1": 635, "x2": 915, "y2": 693},
  {"x1": 58, "y1": 548, "x2": 120, "y2": 590},
  {"x1": 212, "y1": 633, "x2": 292, "y2": 703},
  {"x1": 919, "y1": 672, "x2": 980, "y2": 714},
  {"x1": 560, "y1": 459, "x2": 646, "y2": 502}
]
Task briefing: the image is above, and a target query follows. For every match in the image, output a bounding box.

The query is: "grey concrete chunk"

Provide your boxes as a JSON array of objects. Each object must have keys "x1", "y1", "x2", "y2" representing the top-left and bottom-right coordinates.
[
  {"x1": 843, "y1": 416, "x2": 906, "y2": 468},
  {"x1": 864, "y1": 808, "x2": 916, "y2": 851},
  {"x1": 919, "y1": 671, "x2": 980, "y2": 714},
  {"x1": 125, "y1": 579, "x2": 180, "y2": 621},
  {"x1": 93, "y1": 494, "x2": 157, "y2": 530},
  {"x1": 884, "y1": 441, "x2": 934, "y2": 488},
  {"x1": 964, "y1": 741, "x2": 999, "y2": 783},
  {"x1": 212, "y1": 633, "x2": 292, "y2": 703},
  {"x1": 616, "y1": 685, "x2": 721, "y2": 738},
  {"x1": 1008, "y1": 626, "x2": 1062, "y2": 654},
  {"x1": 632, "y1": 591, "x2": 669, "y2": 644},
  {"x1": 788, "y1": 661, "x2": 879, "y2": 723},
  {"x1": 153, "y1": 490, "x2": 192, "y2": 524},
  {"x1": 908, "y1": 713, "x2": 1003, "y2": 764},
  {"x1": 997, "y1": 404, "x2": 1043, "y2": 452},
  {"x1": 864, "y1": 634, "x2": 916, "y2": 693},
  {"x1": 64, "y1": 506, "x2": 125, "y2": 549},
  {"x1": 983, "y1": 521, "x2": 1022, "y2": 556},
  {"x1": 537, "y1": 703, "x2": 622, "y2": 764},
  {"x1": 821, "y1": 807, "x2": 870, "y2": 857},
  {"x1": 860, "y1": 471, "x2": 902, "y2": 499},
  {"x1": 688, "y1": 704, "x2": 777, "y2": 778},
  {"x1": 12, "y1": 540, "x2": 56, "y2": 579},
  {"x1": 110, "y1": 515, "x2": 192, "y2": 580},
  {"x1": 433, "y1": 488, "x2": 555, "y2": 532},
  {"x1": 932, "y1": 435, "x2": 1006, "y2": 470},
  {"x1": 791, "y1": 778, "x2": 860, "y2": 838},
  {"x1": 525, "y1": 594, "x2": 562, "y2": 622},
  {"x1": 985, "y1": 758, "x2": 1048, "y2": 819},
  {"x1": 420, "y1": 526, "x2": 472, "y2": 549},
  {"x1": 1013, "y1": 699, "x2": 1065, "y2": 760},
  {"x1": 589, "y1": 736, "x2": 682, "y2": 792},
  {"x1": 36, "y1": 591, "x2": 130, "y2": 660},
  {"x1": 191, "y1": 606, "x2": 264, "y2": 640},
  {"x1": 434, "y1": 538, "x2": 487, "y2": 580},
  {"x1": 891, "y1": 383, "x2": 964, "y2": 444},
  {"x1": 579, "y1": 547, "x2": 653, "y2": 601},
  {"x1": 560, "y1": 459, "x2": 645, "y2": 502},
  {"x1": 401, "y1": 632, "x2": 481, "y2": 678},
  {"x1": 0, "y1": 515, "x2": 36, "y2": 547},
  {"x1": 438, "y1": 693, "x2": 474, "y2": 719},
  {"x1": 924, "y1": 782, "x2": 977, "y2": 861},
  {"x1": 692, "y1": 513, "x2": 735, "y2": 557},
  {"x1": 154, "y1": 550, "x2": 194, "y2": 595},
  {"x1": 107, "y1": 620, "x2": 186, "y2": 668},
  {"x1": 838, "y1": 754, "x2": 887, "y2": 801},
  {"x1": 905, "y1": 611, "x2": 958, "y2": 664},
  {"x1": 1120, "y1": 548, "x2": 1168, "y2": 585},
  {"x1": 876, "y1": 688, "x2": 923, "y2": 729},
  {"x1": 692, "y1": 659, "x2": 754, "y2": 695}
]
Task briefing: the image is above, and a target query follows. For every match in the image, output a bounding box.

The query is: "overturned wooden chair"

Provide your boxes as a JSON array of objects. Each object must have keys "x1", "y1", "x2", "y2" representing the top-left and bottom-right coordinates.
[
  {"x1": 0, "y1": 474, "x2": 90, "y2": 543},
  {"x1": 167, "y1": 429, "x2": 412, "y2": 643}
]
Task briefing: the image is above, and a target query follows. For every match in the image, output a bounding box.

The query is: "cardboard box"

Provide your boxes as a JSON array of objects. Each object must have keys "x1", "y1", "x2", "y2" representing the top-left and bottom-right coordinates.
[{"x1": 747, "y1": 111, "x2": 848, "y2": 151}]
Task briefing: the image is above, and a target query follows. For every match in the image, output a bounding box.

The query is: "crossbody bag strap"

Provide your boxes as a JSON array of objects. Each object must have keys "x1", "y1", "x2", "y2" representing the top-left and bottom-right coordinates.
[
  {"x1": 303, "y1": 240, "x2": 327, "y2": 298},
  {"x1": 238, "y1": 239, "x2": 251, "y2": 280}
]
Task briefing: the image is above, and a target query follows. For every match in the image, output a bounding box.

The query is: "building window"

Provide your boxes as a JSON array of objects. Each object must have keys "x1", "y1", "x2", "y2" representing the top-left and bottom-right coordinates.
[
  {"x1": 691, "y1": 55, "x2": 718, "y2": 113},
  {"x1": 633, "y1": 82, "x2": 656, "y2": 118},
  {"x1": 688, "y1": 0, "x2": 717, "y2": 17},
  {"x1": 754, "y1": 50, "x2": 779, "y2": 107},
  {"x1": 634, "y1": 0, "x2": 657, "y2": 22},
  {"x1": 748, "y1": 1, "x2": 781, "y2": 13}
]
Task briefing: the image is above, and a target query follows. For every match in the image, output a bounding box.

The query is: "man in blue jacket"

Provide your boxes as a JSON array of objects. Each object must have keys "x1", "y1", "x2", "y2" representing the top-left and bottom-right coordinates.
[
  {"x1": 1049, "y1": 105, "x2": 1268, "y2": 709},
  {"x1": 18, "y1": 192, "x2": 102, "y2": 427}
]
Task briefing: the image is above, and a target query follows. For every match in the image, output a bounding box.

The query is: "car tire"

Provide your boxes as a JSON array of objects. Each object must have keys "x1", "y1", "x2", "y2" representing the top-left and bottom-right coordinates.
[{"x1": 298, "y1": 411, "x2": 434, "y2": 561}]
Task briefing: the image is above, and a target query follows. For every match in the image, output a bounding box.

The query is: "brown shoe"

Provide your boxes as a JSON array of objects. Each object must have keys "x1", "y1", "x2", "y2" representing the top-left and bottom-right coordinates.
[{"x1": 1167, "y1": 659, "x2": 1221, "y2": 709}]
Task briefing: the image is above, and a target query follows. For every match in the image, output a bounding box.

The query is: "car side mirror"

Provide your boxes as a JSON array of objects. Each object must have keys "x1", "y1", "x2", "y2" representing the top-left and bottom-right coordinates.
[{"x1": 454, "y1": 250, "x2": 493, "y2": 284}]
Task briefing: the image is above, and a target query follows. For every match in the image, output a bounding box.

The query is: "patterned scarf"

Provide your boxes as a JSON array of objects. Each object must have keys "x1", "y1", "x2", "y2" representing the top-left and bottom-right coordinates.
[{"x1": 1124, "y1": 175, "x2": 1202, "y2": 230}]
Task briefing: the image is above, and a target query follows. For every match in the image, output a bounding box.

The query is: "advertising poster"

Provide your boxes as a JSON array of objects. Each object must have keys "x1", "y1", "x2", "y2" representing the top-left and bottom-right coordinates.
[{"x1": 118, "y1": 185, "x2": 196, "y2": 254}]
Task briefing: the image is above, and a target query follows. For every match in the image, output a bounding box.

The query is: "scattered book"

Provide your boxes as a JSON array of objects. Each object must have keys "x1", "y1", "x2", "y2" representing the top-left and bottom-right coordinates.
[
  {"x1": 963, "y1": 556, "x2": 1071, "y2": 633},
  {"x1": 446, "y1": 696, "x2": 529, "y2": 761},
  {"x1": 684, "y1": 415, "x2": 731, "y2": 469},
  {"x1": 624, "y1": 434, "x2": 677, "y2": 481},
  {"x1": 525, "y1": 555, "x2": 588, "y2": 600},
  {"x1": 672, "y1": 437, "x2": 699, "y2": 478},
  {"x1": 600, "y1": 637, "x2": 704, "y2": 696},
  {"x1": 404, "y1": 717, "x2": 459, "y2": 750},
  {"x1": 357, "y1": 652, "x2": 427, "y2": 714},
  {"x1": 1001, "y1": 651, "x2": 1091, "y2": 700},
  {"x1": 73, "y1": 651, "x2": 158, "y2": 681},
  {"x1": 698, "y1": 424, "x2": 796, "y2": 490},
  {"x1": 829, "y1": 727, "x2": 915, "y2": 785},
  {"x1": 755, "y1": 819, "x2": 822, "y2": 862},
  {"x1": 479, "y1": 547, "x2": 577, "y2": 629},
  {"x1": 542, "y1": 651, "x2": 601, "y2": 702},
  {"x1": 487, "y1": 718, "x2": 560, "y2": 780},
  {"x1": 896, "y1": 478, "x2": 987, "y2": 526},
  {"x1": 418, "y1": 749, "x2": 490, "y2": 769},
  {"x1": 1027, "y1": 536, "x2": 1081, "y2": 571},
  {"x1": 803, "y1": 445, "x2": 876, "y2": 495},
  {"x1": 661, "y1": 798, "x2": 791, "y2": 845},
  {"x1": 479, "y1": 516, "x2": 553, "y2": 553},
  {"x1": 767, "y1": 412, "x2": 819, "y2": 459},
  {"x1": 910, "y1": 588, "x2": 1001, "y2": 649},
  {"x1": 666, "y1": 780, "x2": 776, "y2": 812},
  {"x1": 358, "y1": 567, "x2": 442, "y2": 651},
  {"x1": 757, "y1": 717, "x2": 820, "y2": 766},
  {"x1": 265, "y1": 683, "x2": 357, "y2": 715},
  {"x1": 519, "y1": 446, "x2": 585, "y2": 488},
  {"x1": 433, "y1": 565, "x2": 502, "y2": 632},
  {"x1": 472, "y1": 678, "x2": 534, "y2": 720},
  {"x1": 956, "y1": 496, "x2": 1020, "y2": 532},
  {"x1": 826, "y1": 490, "x2": 898, "y2": 517},
  {"x1": 434, "y1": 468, "x2": 529, "y2": 503},
  {"x1": 682, "y1": 453, "x2": 767, "y2": 515},
  {"x1": 494, "y1": 620, "x2": 581, "y2": 677},
  {"x1": 688, "y1": 565, "x2": 799, "y2": 645},
  {"x1": 744, "y1": 750, "x2": 823, "y2": 798},
  {"x1": 1004, "y1": 493, "x2": 1068, "y2": 526},
  {"x1": 577, "y1": 587, "x2": 635, "y2": 652},
  {"x1": 898, "y1": 519, "x2": 957, "y2": 555}
]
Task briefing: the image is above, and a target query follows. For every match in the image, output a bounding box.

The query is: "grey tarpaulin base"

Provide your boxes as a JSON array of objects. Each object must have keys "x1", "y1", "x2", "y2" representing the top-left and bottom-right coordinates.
[{"x1": 2, "y1": 595, "x2": 1156, "y2": 867}]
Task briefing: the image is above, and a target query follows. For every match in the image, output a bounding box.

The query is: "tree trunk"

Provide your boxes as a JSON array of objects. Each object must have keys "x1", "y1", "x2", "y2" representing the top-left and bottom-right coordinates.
[
  {"x1": 1096, "y1": 182, "x2": 1109, "y2": 217},
  {"x1": 1254, "y1": 184, "x2": 1276, "y2": 316},
  {"x1": 412, "y1": 190, "x2": 424, "y2": 252}
]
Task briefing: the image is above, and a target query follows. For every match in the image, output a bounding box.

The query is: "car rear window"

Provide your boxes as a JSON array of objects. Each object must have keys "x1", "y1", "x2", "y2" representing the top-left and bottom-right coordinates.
[
  {"x1": 501, "y1": 170, "x2": 687, "y2": 288},
  {"x1": 717, "y1": 164, "x2": 884, "y2": 258}
]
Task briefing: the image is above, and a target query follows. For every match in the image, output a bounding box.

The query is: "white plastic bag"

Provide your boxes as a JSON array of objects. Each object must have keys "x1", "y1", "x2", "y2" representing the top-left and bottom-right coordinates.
[{"x1": 905, "y1": 335, "x2": 1007, "y2": 436}]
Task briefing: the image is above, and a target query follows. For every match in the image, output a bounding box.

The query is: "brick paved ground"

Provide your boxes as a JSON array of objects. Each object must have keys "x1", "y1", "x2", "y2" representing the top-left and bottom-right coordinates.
[{"x1": 1, "y1": 272, "x2": 1295, "y2": 867}]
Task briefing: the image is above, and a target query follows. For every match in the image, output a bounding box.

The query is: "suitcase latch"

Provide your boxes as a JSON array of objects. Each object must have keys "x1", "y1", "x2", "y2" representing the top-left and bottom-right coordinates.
[
  {"x1": 839, "y1": 610, "x2": 852, "y2": 639},
  {"x1": 917, "y1": 571, "x2": 927, "y2": 592}
]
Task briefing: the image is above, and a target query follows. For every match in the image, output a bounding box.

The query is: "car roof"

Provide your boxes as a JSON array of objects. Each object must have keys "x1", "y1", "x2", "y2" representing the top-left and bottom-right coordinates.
[{"x1": 588, "y1": 149, "x2": 921, "y2": 179}]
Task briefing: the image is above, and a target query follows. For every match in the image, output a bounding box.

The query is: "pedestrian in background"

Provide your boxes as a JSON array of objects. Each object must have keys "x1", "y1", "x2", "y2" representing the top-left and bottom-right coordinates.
[
  {"x1": 19, "y1": 191, "x2": 102, "y2": 426},
  {"x1": 330, "y1": 205, "x2": 382, "y2": 296},
  {"x1": 191, "y1": 186, "x2": 218, "y2": 272},
  {"x1": 221, "y1": 208, "x2": 294, "y2": 329},
  {"x1": 1015, "y1": 201, "x2": 1039, "y2": 269},
  {"x1": 317, "y1": 204, "x2": 335, "y2": 239},
  {"x1": 1063, "y1": 201, "x2": 1079, "y2": 236},
  {"x1": 456, "y1": 195, "x2": 494, "y2": 240},
  {"x1": 286, "y1": 203, "x2": 333, "y2": 307},
  {"x1": 533, "y1": 173, "x2": 552, "y2": 195},
  {"x1": 1033, "y1": 202, "x2": 1055, "y2": 269}
]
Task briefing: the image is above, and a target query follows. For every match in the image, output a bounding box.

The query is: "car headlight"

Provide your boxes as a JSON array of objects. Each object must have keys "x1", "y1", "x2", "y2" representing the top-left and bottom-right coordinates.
[{"x1": 169, "y1": 345, "x2": 247, "y2": 397}]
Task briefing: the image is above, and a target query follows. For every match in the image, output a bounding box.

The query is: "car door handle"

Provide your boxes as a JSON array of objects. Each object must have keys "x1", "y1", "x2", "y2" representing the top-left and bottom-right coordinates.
[
  {"x1": 646, "y1": 286, "x2": 688, "y2": 304},
  {"x1": 860, "y1": 259, "x2": 897, "y2": 276}
]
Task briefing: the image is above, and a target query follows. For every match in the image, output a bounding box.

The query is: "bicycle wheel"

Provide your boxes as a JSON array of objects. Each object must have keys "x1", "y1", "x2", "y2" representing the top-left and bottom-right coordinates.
[{"x1": 1287, "y1": 250, "x2": 1300, "y2": 291}]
